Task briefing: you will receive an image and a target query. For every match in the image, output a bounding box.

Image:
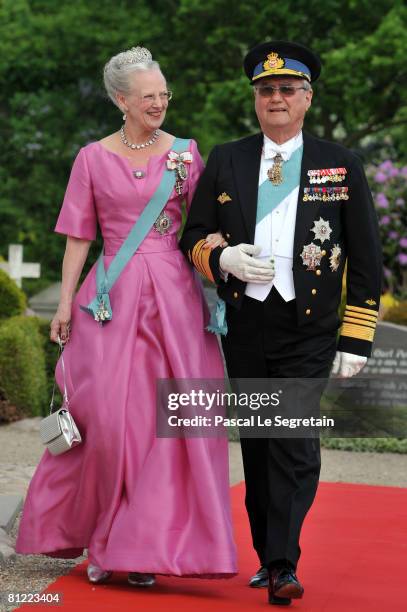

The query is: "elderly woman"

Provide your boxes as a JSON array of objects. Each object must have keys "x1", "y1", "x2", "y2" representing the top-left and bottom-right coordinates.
[{"x1": 15, "y1": 46, "x2": 237, "y2": 586}]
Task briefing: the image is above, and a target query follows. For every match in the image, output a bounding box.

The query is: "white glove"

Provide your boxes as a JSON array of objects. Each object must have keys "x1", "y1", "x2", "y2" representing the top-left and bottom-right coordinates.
[
  {"x1": 219, "y1": 244, "x2": 275, "y2": 284},
  {"x1": 331, "y1": 351, "x2": 367, "y2": 378}
]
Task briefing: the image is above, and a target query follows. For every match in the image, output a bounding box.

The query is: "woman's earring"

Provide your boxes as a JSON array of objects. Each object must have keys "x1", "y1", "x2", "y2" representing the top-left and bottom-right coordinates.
[{"x1": 122, "y1": 113, "x2": 127, "y2": 121}]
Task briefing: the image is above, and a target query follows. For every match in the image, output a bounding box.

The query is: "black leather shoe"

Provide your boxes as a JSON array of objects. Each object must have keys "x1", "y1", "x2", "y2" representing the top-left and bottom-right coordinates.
[
  {"x1": 268, "y1": 567, "x2": 304, "y2": 605},
  {"x1": 249, "y1": 566, "x2": 269, "y2": 588}
]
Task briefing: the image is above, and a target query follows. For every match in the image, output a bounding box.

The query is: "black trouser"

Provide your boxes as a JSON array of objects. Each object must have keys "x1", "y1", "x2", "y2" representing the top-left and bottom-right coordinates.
[{"x1": 221, "y1": 287, "x2": 338, "y2": 569}]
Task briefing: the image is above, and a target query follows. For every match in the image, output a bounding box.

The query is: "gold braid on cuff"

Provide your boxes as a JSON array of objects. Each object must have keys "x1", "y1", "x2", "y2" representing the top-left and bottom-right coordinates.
[
  {"x1": 340, "y1": 304, "x2": 378, "y2": 342},
  {"x1": 191, "y1": 239, "x2": 215, "y2": 283}
]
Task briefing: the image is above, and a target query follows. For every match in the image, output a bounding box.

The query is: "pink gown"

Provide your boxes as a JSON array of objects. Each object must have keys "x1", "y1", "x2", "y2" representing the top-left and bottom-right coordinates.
[{"x1": 15, "y1": 139, "x2": 237, "y2": 577}]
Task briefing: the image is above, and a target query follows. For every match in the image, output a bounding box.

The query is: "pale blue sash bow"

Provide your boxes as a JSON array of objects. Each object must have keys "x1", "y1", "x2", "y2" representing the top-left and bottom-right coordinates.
[
  {"x1": 207, "y1": 144, "x2": 303, "y2": 336},
  {"x1": 207, "y1": 298, "x2": 227, "y2": 335},
  {"x1": 81, "y1": 138, "x2": 190, "y2": 324}
]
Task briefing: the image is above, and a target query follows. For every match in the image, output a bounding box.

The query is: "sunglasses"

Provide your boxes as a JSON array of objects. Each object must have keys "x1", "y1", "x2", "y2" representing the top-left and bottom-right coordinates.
[{"x1": 255, "y1": 85, "x2": 309, "y2": 98}]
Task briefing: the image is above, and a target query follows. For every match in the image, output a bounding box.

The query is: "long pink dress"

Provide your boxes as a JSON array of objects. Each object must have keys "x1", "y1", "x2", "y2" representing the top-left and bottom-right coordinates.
[{"x1": 15, "y1": 139, "x2": 237, "y2": 577}]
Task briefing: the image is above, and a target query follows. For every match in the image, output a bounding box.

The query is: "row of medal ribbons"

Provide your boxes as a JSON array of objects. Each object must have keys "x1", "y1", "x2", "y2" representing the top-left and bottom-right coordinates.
[
  {"x1": 307, "y1": 167, "x2": 347, "y2": 183},
  {"x1": 303, "y1": 186, "x2": 349, "y2": 201}
]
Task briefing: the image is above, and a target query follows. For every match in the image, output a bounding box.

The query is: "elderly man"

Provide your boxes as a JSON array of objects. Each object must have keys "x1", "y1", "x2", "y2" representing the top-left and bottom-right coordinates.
[{"x1": 180, "y1": 41, "x2": 381, "y2": 606}]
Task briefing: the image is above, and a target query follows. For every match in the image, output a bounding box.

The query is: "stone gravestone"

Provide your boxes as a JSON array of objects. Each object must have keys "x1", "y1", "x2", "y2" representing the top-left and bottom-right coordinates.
[
  {"x1": 29, "y1": 282, "x2": 61, "y2": 320},
  {"x1": 358, "y1": 322, "x2": 407, "y2": 423},
  {"x1": 363, "y1": 321, "x2": 407, "y2": 377},
  {"x1": 323, "y1": 321, "x2": 407, "y2": 438}
]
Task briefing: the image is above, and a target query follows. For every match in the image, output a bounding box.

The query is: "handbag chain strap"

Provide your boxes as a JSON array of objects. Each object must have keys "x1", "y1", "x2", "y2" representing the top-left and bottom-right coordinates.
[{"x1": 49, "y1": 336, "x2": 69, "y2": 414}]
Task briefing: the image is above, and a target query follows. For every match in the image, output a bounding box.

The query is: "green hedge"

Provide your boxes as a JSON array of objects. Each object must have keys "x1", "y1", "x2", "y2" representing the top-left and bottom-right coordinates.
[
  {"x1": 0, "y1": 269, "x2": 27, "y2": 321},
  {"x1": 0, "y1": 316, "x2": 47, "y2": 416},
  {"x1": 320, "y1": 437, "x2": 407, "y2": 454},
  {"x1": 227, "y1": 430, "x2": 407, "y2": 453},
  {"x1": 36, "y1": 318, "x2": 62, "y2": 404}
]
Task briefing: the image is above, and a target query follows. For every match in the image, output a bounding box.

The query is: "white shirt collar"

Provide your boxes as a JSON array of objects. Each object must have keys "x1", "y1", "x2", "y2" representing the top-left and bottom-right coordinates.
[{"x1": 263, "y1": 131, "x2": 303, "y2": 161}]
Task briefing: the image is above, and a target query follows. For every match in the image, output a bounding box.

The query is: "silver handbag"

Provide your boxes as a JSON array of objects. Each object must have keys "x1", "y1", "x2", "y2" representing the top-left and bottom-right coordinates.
[{"x1": 39, "y1": 337, "x2": 82, "y2": 455}]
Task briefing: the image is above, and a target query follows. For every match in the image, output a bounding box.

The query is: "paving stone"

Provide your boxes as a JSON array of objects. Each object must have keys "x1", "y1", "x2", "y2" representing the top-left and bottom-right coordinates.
[
  {"x1": 0, "y1": 495, "x2": 23, "y2": 533},
  {"x1": 0, "y1": 543, "x2": 16, "y2": 567},
  {"x1": 6, "y1": 418, "x2": 41, "y2": 433},
  {"x1": 0, "y1": 528, "x2": 13, "y2": 547}
]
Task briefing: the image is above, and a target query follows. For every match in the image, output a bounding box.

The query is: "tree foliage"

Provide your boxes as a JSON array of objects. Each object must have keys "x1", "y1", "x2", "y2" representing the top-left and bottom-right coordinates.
[{"x1": 0, "y1": 0, "x2": 406, "y2": 288}]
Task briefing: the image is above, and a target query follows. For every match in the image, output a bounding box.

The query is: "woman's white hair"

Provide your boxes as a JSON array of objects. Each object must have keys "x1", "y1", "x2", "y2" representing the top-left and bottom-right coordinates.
[{"x1": 103, "y1": 46, "x2": 162, "y2": 108}]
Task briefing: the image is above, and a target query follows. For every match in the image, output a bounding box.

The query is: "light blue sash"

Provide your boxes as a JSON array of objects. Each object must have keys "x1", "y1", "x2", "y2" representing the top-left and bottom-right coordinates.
[
  {"x1": 207, "y1": 145, "x2": 303, "y2": 336},
  {"x1": 81, "y1": 138, "x2": 190, "y2": 324},
  {"x1": 256, "y1": 144, "x2": 303, "y2": 223}
]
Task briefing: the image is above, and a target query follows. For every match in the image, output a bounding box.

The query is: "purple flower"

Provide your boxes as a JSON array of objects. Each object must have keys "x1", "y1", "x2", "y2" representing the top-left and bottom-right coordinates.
[
  {"x1": 396, "y1": 198, "x2": 405, "y2": 206},
  {"x1": 398, "y1": 253, "x2": 407, "y2": 266},
  {"x1": 383, "y1": 267, "x2": 392, "y2": 278},
  {"x1": 389, "y1": 167, "x2": 399, "y2": 178},
  {"x1": 389, "y1": 231, "x2": 399, "y2": 240},
  {"x1": 376, "y1": 193, "x2": 389, "y2": 208},
  {"x1": 380, "y1": 216, "x2": 390, "y2": 226},
  {"x1": 401, "y1": 166, "x2": 407, "y2": 177},
  {"x1": 374, "y1": 171, "x2": 387, "y2": 183},
  {"x1": 399, "y1": 237, "x2": 407, "y2": 249},
  {"x1": 379, "y1": 160, "x2": 393, "y2": 171}
]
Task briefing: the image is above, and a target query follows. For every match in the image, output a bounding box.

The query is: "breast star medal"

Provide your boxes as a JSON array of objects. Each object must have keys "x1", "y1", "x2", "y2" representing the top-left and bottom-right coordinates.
[
  {"x1": 329, "y1": 244, "x2": 341, "y2": 272},
  {"x1": 301, "y1": 243, "x2": 323, "y2": 271},
  {"x1": 311, "y1": 217, "x2": 332, "y2": 243},
  {"x1": 267, "y1": 153, "x2": 283, "y2": 185}
]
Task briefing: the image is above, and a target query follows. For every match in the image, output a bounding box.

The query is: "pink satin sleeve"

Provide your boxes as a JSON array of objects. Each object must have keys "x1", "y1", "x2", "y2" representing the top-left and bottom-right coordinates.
[
  {"x1": 185, "y1": 139, "x2": 205, "y2": 211},
  {"x1": 54, "y1": 147, "x2": 97, "y2": 240}
]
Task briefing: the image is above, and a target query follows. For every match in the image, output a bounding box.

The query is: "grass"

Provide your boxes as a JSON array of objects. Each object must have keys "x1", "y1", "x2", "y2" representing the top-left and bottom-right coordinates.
[
  {"x1": 227, "y1": 428, "x2": 407, "y2": 453},
  {"x1": 320, "y1": 436, "x2": 407, "y2": 453}
]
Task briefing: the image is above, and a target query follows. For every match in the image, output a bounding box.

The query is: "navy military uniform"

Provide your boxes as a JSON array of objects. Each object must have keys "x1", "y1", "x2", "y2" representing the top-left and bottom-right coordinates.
[
  {"x1": 180, "y1": 40, "x2": 382, "y2": 601},
  {"x1": 180, "y1": 130, "x2": 382, "y2": 357}
]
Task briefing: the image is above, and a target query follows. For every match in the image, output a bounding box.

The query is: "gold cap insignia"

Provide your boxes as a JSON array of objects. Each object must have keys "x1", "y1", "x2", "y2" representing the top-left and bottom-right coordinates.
[
  {"x1": 365, "y1": 299, "x2": 377, "y2": 306},
  {"x1": 217, "y1": 192, "x2": 232, "y2": 204},
  {"x1": 263, "y1": 52, "x2": 285, "y2": 71}
]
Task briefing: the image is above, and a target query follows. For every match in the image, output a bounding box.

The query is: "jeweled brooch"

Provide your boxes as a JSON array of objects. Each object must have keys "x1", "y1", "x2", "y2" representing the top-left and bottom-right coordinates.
[
  {"x1": 167, "y1": 150, "x2": 193, "y2": 195},
  {"x1": 154, "y1": 210, "x2": 172, "y2": 235}
]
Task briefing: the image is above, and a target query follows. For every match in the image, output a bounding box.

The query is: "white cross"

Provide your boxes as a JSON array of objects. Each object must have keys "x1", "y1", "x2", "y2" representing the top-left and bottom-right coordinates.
[{"x1": 0, "y1": 244, "x2": 41, "y2": 287}]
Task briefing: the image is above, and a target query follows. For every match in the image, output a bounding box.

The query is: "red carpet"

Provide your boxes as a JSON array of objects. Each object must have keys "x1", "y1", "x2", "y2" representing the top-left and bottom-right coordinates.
[{"x1": 17, "y1": 481, "x2": 407, "y2": 611}]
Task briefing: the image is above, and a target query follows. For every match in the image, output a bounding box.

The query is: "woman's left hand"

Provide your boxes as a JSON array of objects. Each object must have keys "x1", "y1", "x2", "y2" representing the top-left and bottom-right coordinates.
[{"x1": 204, "y1": 232, "x2": 228, "y2": 250}]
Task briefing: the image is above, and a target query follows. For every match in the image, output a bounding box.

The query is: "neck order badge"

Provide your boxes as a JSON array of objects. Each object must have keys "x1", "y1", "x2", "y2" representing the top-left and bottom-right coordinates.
[
  {"x1": 257, "y1": 144, "x2": 303, "y2": 224},
  {"x1": 267, "y1": 153, "x2": 284, "y2": 185}
]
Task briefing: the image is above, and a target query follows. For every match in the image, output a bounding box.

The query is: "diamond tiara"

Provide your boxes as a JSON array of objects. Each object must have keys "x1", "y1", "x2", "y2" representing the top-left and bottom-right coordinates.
[{"x1": 117, "y1": 46, "x2": 153, "y2": 67}]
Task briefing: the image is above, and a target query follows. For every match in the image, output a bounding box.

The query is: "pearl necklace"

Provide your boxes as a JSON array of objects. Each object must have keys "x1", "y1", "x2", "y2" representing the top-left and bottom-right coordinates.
[{"x1": 120, "y1": 125, "x2": 159, "y2": 150}]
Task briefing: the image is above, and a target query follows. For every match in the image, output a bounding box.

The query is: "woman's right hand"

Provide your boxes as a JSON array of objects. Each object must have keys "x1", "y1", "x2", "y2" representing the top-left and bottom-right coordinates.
[
  {"x1": 50, "y1": 303, "x2": 72, "y2": 344},
  {"x1": 203, "y1": 232, "x2": 228, "y2": 250}
]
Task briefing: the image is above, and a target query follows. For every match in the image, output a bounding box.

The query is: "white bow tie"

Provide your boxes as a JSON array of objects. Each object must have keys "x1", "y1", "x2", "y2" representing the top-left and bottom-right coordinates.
[{"x1": 264, "y1": 145, "x2": 290, "y2": 162}]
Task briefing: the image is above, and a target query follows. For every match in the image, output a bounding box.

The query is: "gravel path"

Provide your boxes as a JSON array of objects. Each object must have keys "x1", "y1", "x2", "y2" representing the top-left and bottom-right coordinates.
[{"x1": 0, "y1": 419, "x2": 406, "y2": 611}]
